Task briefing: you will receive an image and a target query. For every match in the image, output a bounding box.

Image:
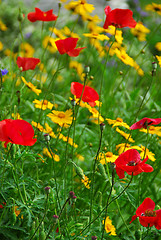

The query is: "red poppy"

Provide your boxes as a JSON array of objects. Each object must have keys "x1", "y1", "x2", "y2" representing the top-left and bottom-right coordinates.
[
  {"x1": 16, "y1": 56, "x2": 40, "y2": 71},
  {"x1": 55, "y1": 38, "x2": 86, "y2": 57},
  {"x1": 27, "y1": 8, "x2": 57, "y2": 22},
  {"x1": 103, "y1": 6, "x2": 137, "y2": 29},
  {"x1": 71, "y1": 82, "x2": 99, "y2": 107},
  {"x1": 0, "y1": 119, "x2": 37, "y2": 148},
  {"x1": 130, "y1": 198, "x2": 161, "y2": 230},
  {"x1": 130, "y1": 117, "x2": 161, "y2": 130},
  {"x1": 115, "y1": 149, "x2": 153, "y2": 179}
]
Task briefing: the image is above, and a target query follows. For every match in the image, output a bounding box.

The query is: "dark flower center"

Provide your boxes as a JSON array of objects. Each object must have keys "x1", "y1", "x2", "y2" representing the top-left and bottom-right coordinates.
[
  {"x1": 128, "y1": 160, "x2": 136, "y2": 166},
  {"x1": 141, "y1": 209, "x2": 157, "y2": 217},
  {"x1": 154, "y1": 7, "x2": 161, "y2": 12}
]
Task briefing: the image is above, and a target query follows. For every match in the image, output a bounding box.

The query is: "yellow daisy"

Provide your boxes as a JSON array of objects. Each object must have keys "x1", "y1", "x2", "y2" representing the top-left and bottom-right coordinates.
[
  {"x1": 65, "y1": 0, "x2": 94, "y2": 16},
  {"x1": 156, "y1": 55, "x2": 161, "y2": 67},
  {"x1": 99, "y1": 151, "x2": 118, "y2": 165},
  {"x1": 106, "y1": 117, "x2": 130, "y2": 129},
  {"x1": 155, "y1": 42, "x2": 161, "y2": 51},
  {"x1": 102, "y1": 216, "x2": 117, "y2": 236},
  {"x1": 59, "y1": 133, "x2": 78, "y2": 148},
  {"x1": 0, "y1": 41, "x2": 3, "y2": 51},
  {"x1": 83, "y1": 32, "x2": 109, "y2": 41},
  {"x1": 43, "y1": 148, "x2": 60, "y2": 162},
  {"x1": 131, "y1": 22, "x2": 150, "y2": 42},
  {"x1": 0, "y1": 19, "x2": 7, "y2": 31},
  {"x1": 81, "y1": 175, "x2": 91, "y2": 189},
  {"x1": 47, "y1": 109, "x2": 73, "y2": 127},
  {"x1": 116, "y1": 127, "x2": 135, "y2": 143},
  {"x1": 43, "y1": 36, "x2": 59, "y2": 53},
  {"x1": 21, "y1": 77, "x2": 41, "y2": 95},
  {"x1": 145, "y1": 3, "x2": 161, "y2": 15},
  {"x1": 20, "y1": 42, "x2": 35, "y2": 57},
  {"x1": 33, "y1": 99, "x2": 54, "y2": 110}
]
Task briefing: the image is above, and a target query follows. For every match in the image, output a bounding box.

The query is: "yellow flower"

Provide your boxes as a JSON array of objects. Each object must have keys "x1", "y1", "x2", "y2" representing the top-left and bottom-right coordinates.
[
  {"x1": 81, "y1": 175, "x2": 91, "y2": 189},
  {"x1": 75, "y1": 153, "x2": 84, "y2": 161},
  {"x1": 44, "y1": 123, "x2": 56, "y2": 138},
  {"x1": 156, "y1": 55, "x2": 161, "y2": 67},
  {"x1": 131, "y1": 22, "x2": 150, "y2": 41},
  {"x1": 155, "y1": 42, "x2": 161, "y2": 51},
  {"x1": 89, "y1": 38, "x2": 105, "y2": 57},
  {"x1": 20, "y1": 42, "x2": 35, "y2": 57},
  {"x1": 105, "y1": 26, "x2": 123, "y2": 44},
  {"x1": 21, "y1": 77, "x2": 41, "y2": 95},
  {"x1": 43, "y1": 36, "x2": 58, "y2": 53},
  {"x1": 33, "y1": 99, "x2": 54, "y2": 110},
  {"x1": 145, "y1": 3, "x2": 161, "y2": 15},
  {"x1": 32, "y1": 121, "x2": 45, "y2": 132},
  {"x1": 59, "y1": 133, "x2": 78, "y2": 148},
  {"x1": 99, "y1": 151, "x2": 118, "y2": 165},
  {"x1": 116, "y1": 143, "x2": 131, "y2": 155},
  {"x1": 102, "y1": 216, "x2": 117, "y2": 236},
  {"x1": 82, "y1": 14, "x2": 101, "y2": 23},
  {"x1": 0, "y1": 41, "x2": 3, "y2": 51},
  {"x1": 43, "y1": 148, "x2": 60, "y2": 162},
  {"x1": 14, "y1": 206, "x2": 23, "y2": 218},
  {"x1": 116, "y1": 127, "x2": 135, "y2": 143},
  {"x1": 0, "y1": 19, "x2": 7, "y2": 31},
  {"x1": 89, "y1": 107, "x2": 104, "y2": 124},
  {"x1": 106, "y1": 117, "x2": 130, "y2": 129},
  {"x1": 47, "y1": 109, "x2": 73, "y2": 127},
  {"x1": 140, "y1": 125, "x2": 161, "y2": 136},
  {"x1": 83, "y1": 32, "x2": 109, "y2": 41},
  {"x1": 62, "y1": 26, "x2": 79, "y2": 39},
  {"x1": 116, "y1": 144, "x2": 156, "y2": 162},
  {"x1": 11, "y1": 113, "x2": 22, "y2": 120},
  {"x1": 87, "y1": 22, "x2": 104, "y2": 34},
  {"x1": 65, "y1": 0, "x2": 94, "y2": 16},
  {"x1": 49, "y1": 27, "x2": 65, "y2": 38},
  {"x1": 69, "y1": 60, "x2": 84, "y2": 80}
]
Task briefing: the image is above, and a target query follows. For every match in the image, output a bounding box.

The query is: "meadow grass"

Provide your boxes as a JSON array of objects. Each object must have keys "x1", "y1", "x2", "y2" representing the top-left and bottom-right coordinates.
[{"x1": 0, "y1": 0, "x2": 161, "y2": 239}]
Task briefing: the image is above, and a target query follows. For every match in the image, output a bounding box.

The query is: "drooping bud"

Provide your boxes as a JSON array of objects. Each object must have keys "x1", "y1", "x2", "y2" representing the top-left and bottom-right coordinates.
[{"x1": 44, "y1": 186, "x2": 51, "y2": 195}]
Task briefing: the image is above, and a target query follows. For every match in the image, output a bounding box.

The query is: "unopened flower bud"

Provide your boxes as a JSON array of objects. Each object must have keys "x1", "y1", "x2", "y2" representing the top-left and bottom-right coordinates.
[
  {"x1": 91, "y1": 236, "x2": 97, "y2": 240},
  {"x1": 119, "y1": 71, "x2": 123, "y2": 75},
  {"x1": 44, "y1": 186, "x2": 51, "y2": 195},
  {"x1": 72, "y1": 195, "x2": 77, "y2": 203},
  {"x1": 44, "y1": 133, "x2": 50, "y2": 142},
  {"x1": 71, "y1": 98, "x2": 76, "y2": 106},
  {"x1": 53, "y1": 215, "x2": 59, "y2": 224},
  {"x1": 152, "y1": 62, "x2": 157, "y2": 70},
  {"x1": 69, "y1": 191, "x2": 75, "y2": 198},
  {"x1": 100, "y1": 122, "x2": 105, "y2": 131},
  {"x1": 75, "y1": 165, "x2": 85, "y2": 179},
  {"x1": 90, "y1": 76, "x2": 94, "y2": 80},
  {"x1": 84, "y1": 65, "x2": 90, "y2": 74},
  {"x1": 18, "y1": 8, "x2": 24, "y2": 22}
]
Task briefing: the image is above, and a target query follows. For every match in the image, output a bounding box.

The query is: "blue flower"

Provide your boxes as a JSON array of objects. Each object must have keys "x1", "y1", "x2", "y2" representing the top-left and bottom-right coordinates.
[{"x1": 1, "y1": 69, "x2": 8, "y2": 76}]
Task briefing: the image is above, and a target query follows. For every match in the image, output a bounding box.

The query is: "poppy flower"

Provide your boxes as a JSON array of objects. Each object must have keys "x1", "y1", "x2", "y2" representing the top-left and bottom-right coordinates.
[
  {"x1": 0, "y1": 119, "x2": 37, "y2": 148},
  {"x1": 103, "y1": 6, "x2": 137, "y2": 29},
  {"x1": 130, "y1": 117, "x2": 161, "y2": 130},
  {"x1": 71, "y1": 82, "x2": 99, "y2": 107},
  {"x1": 130, "y1": 198, "x2": 161, "y2": 230},
  {"x1": 27, "y1": 8, "x2": 58, "y2": 22},
  {"x1": 55, "y1": 38, "x2": 86, "y2": 57},
  {"x1": 16, "y1": 56, "x2": 40, "y2": 71},
  {"x1": 115, "y1": 149, "x2": 153, "y2": 179}
]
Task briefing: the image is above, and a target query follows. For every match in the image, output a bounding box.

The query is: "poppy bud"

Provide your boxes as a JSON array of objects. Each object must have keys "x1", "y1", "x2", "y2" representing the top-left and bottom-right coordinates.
[
  {"x1": 44, "y1": 186, "x2": 51, "y2": 195},
  {"x1": 98, "y1": 163, "x2": 107, "y2": 180},
  {"x1": 53, "y1": 215, "x2": 59, "y2": 224},
  {"x1": 91, "y1": 236, "x2": 97, "y2": 240},
  {"x1": 84, "y1": 65, "x2": 90, "y2": 74},
  {"x1": 152, "y1": 62, "x2": 157, "y2": 70},
  {"x1": 74, "y1": 165, "x2": 85, "y2": 179},
  {"x1": 69, "y1": 191, "x2": 75, "y2": 198},
  {"x1": 135, "y1": 230, "x2": 142, "y2": 240},
  {"x1": 44, "y1": 133, "x2": 50, "y2": 142},
  {"x1": 100, "y1": 122, "x2": 105, "y2": 131},
  {"x1": 18, "y1": 8, "x2": 24, "y2": 22},
  {"x1": 39, "y1": 222, "x2": 46, "y2": 240},
  {"x1": 30, "y1": 221, "x2": 36, "y2": 237}
]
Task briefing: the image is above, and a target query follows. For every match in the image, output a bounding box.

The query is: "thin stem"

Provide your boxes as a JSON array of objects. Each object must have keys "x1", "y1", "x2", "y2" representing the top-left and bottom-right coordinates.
[
  {"x1": 73, "y1": 173, "x2": 133, "y2": 239},
  {"x1": 29, "y1": 194, "x2": 49, "y2": 240},
  {"x1": 89, "y1": 127, "x2": 103, "y2": 228}
]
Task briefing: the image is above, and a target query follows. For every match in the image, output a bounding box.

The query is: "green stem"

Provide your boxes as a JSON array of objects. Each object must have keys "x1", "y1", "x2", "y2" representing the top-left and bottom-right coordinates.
[
  {"x1": 29, "y1": 194, "x2": 49, "y2": 240},
  {"x1": 73, "y1": 174, "x2": 133, "y2": 239},
  {"x1": 89, "y1": 126, "x2": 103, "y2": 228}
]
